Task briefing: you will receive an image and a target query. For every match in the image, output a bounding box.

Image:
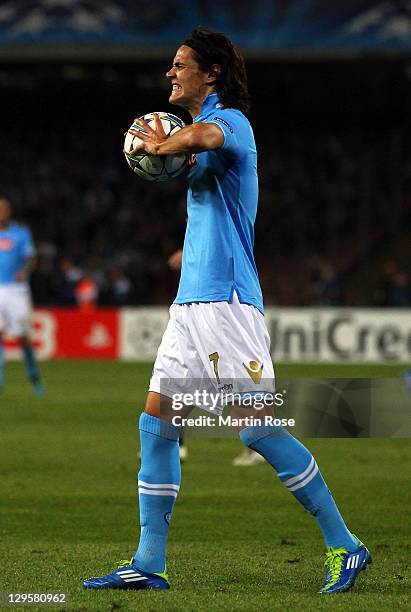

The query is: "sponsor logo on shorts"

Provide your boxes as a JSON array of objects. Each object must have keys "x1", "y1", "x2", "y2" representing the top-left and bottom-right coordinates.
[
  {"x1": 164, "y1": 512, "x2": 171, "y2": 525},
  {"x1": 242, "y1": 360, "x2": 264, "y2": 384}
]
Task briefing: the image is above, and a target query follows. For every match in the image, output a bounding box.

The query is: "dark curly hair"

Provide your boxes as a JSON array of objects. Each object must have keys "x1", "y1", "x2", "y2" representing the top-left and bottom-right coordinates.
[{"x1": 184, "y1": 26, "x2": 250, "y2": 115}]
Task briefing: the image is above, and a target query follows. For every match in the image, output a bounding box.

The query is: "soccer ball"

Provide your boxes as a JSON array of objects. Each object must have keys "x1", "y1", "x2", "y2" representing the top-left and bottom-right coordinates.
[{"x1": 124, "y1": 112, "x2": 188, "y2": 182}]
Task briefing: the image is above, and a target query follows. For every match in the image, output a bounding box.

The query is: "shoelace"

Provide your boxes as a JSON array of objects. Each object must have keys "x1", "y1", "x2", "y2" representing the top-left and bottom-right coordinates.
[
  {"x1": 324, "y1": 547, "x2": 347, "y2": 584},
  {"x1": 117, "y1": 558, "x2": 133, "y2": 568}
]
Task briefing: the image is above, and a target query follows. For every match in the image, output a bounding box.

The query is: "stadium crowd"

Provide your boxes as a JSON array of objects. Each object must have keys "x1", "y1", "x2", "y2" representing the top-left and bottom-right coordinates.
[
  {"x1": 1, "y1": 122, "x2": 409, "y2": 308},
  {"x1": 1, "y1": 56, "x2": 409, "y2": 308}
]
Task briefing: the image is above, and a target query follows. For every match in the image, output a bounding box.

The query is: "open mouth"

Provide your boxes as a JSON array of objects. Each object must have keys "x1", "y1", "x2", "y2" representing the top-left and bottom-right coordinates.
[{"x1": 172, "y1": 84, "x2": 182, "y2": 91}]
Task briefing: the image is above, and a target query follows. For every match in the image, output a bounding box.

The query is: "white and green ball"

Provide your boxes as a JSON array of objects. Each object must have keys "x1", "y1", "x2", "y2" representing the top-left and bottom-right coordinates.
[{"x1": 124, "y1": 112, "x2": 188, "y2": 182}]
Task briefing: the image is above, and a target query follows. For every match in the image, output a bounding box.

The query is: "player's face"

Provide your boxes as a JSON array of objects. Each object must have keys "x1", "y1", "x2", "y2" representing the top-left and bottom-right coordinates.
[
  {"x1": 166, "y1": 45, "x2": 211, "y2": 114},
  {"x1": 0, "y1": 199, "x2": 11, "y2": 227}
]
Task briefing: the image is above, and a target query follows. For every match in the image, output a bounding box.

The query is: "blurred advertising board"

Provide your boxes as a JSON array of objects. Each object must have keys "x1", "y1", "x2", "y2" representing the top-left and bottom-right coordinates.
[
  {"x1": 266, "y1": 309, "x2": 411, "y2": 363},
  {"x1": 3, "y1": 307, "x2": 411, "y2": 363},
  {"x1": 5, "y1": 309, "x2": 119, "y2": 360}
]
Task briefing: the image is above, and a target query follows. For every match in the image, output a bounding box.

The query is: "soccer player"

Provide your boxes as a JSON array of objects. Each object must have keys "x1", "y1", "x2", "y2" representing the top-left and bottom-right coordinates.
[
  {"x1": 84, "y1": 27, "x2": 370, "y2": 594},
  {"x1": 0, "y1": 195, "x2": 43, "y2": 394}
]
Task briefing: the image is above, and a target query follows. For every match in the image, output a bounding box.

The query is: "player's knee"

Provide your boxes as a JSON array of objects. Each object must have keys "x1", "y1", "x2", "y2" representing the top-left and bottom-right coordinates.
[
  {"x1": 230, "y1": 402, "x2": 276, "y2": 433},
  {"x1": 144, "y1": 391, "x2": 175, "y2": 420},
  {"x1": 144, "y1": 391, "x2": 194, "y2": 424},
  {"x1": 144, "y1": 392, "x2": 161, "y2": 418}
]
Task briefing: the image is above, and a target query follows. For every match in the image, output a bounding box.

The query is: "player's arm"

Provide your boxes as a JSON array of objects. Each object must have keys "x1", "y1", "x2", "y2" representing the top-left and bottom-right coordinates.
[
  {"x1": 168, "y1": 249, "x2": 183, "y2": 271},
  {"x1": 128, "y1": 114, "x2": 223, "y2": 156},
  {"x1": 15, "y1": 255, "x2": 37, "y2": 283}
]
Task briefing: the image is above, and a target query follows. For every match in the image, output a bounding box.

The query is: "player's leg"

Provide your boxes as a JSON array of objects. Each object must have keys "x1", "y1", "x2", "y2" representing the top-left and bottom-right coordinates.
[
  {"x1": 84, "y1": 308, "x2": 194, "y2": 590},
  {"x1": 83, "y1": 393, "x2": 194, "y2": 590},
  {"x1": 215, "y1": 294, "x2": 369, "y2": 593},
  {"x1": 239, "y1": 416, "x2": 358, "y2": 549},
  {"x1": 18, "y1": 335, "x2": 44, "y2": 394},
  {"x1": 138, "y1": 429, "x2": 187, "y2": 461},
  {"x1": 83, "y1": 392, "x2": 182, "y2": 590},
  {"x1": 238, "y1": 416, "x2": 371, "y2": 593},
  {"x1": 0, "y1": 331, "x2": 4, "y2": 392},
  {"x1": 0, "y1": 295, "x2": 8, "y2": 392},
  {"x1": 8, "y1": 288, "x2": 43, "y2": 393},
  {"x1": 130, "y1": 304, "x2": 201, "y2": 582},
  {"x1": 222, "y1": 296, "x2": 359, "y2": 551},
  {"x1": 133, "y1": 391, "x2": 183, "y2": 575}
]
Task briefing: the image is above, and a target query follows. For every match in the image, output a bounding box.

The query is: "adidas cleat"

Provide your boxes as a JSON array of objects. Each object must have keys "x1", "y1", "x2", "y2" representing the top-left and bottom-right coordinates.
[
  {"x1": 83, "y1": 559, "x2": 170, "y2": 590},
  {"x1": 319, "y1": 540, "x2": 372, "y2": 594}
]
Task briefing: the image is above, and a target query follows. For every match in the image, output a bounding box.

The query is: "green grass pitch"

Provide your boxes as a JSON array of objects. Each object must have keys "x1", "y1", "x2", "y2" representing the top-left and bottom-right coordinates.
[{"x1": 0, "y1": 361, "x2": 410, "y2": 611}]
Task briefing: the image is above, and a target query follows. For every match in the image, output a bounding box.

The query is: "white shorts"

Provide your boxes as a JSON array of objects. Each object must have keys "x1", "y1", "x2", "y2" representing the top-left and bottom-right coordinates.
[
  {"x1": 149, "y1": 292, "x2": 275, "y2": 415},
  {"x1": 0, "y1": 284, "x2": 32, "y2": 337}
]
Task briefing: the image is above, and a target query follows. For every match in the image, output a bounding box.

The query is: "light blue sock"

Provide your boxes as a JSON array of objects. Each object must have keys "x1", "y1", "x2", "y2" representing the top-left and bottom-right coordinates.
[
  {"x1": 134, "y1": 413, "x2": 181, "y2": 573},
  {"x1": 0, "y1": 342, "x2": 4, "y2": 389},
  {"x1": 240, "y1": 425, "x2": 358, "y2": 551},
  {"x1": 22, "y1": 343, "x2": 40, "y2": 383}
]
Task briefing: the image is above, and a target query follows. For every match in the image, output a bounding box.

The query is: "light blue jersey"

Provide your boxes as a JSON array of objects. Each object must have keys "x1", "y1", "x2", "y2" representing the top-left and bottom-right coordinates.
[
  {"x1": 174, "y1": 93, "x2": 264, "y2": 314},
  {"x1": 0, "y1": 222, "x2": 35, "y2": 285}
]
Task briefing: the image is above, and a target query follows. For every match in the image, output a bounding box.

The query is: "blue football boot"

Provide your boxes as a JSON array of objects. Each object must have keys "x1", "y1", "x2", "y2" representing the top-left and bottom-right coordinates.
[
  {"x1": 319, "y1": 538, "x2": 372, "y2": 594},
  {"x1": 83, "y1": 559, "x2": 170, "y2": 590}
]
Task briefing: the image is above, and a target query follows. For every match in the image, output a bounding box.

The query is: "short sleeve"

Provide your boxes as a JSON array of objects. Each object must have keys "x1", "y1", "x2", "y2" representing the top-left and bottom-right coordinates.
[{"x1": 205, "y1": 109, "x2": 249, "y2": 158}]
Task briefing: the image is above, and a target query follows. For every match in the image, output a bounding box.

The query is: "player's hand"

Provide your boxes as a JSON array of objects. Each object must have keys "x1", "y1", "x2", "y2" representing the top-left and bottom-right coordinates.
[
  {"x1": 168, "y1": 249, "x2": 183, "y2": 271},
  {"x1": 127, "y1": 113, "x2": 168, "y2": 156},
  {"x1": 15, "y1": 269, "x2": 27, "y2": 282}
]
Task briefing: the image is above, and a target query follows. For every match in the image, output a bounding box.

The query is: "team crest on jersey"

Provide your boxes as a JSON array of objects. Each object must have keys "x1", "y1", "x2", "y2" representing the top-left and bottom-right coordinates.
[
  {"x1": 0, "y1": 238, "x2": 13, "y2": 250},
  {"x1": 243, "y1": 360, "x2": 264, "y2": 384},
  {"x1": 188, "y1": 153, "x2": 197, "y2": 168}
]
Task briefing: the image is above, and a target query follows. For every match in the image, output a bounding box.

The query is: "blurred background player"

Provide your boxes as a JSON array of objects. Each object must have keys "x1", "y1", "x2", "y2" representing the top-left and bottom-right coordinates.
[
  {"x1": 0, "y1": 195, "x2": 44, "y2": 394},
  {"x1": 231, "y1": 440, "x2": 265, "y2": 466}
]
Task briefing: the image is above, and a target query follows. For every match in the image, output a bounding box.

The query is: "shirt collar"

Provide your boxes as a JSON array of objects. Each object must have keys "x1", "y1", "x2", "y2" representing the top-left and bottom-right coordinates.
[{"x1": 196, "y1": 93, "x2": 223, "y2": 119}]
